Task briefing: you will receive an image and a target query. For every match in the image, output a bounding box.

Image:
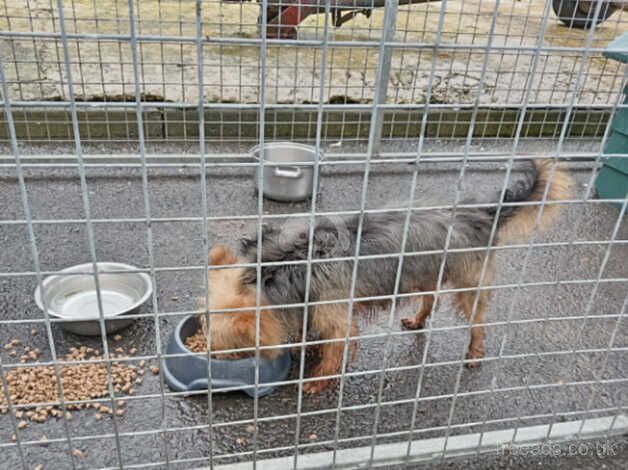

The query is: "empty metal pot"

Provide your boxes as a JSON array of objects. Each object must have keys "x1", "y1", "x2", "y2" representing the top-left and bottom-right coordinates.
[{"x1": 250, "y1": 142, "x2": 323, "y2": 202}]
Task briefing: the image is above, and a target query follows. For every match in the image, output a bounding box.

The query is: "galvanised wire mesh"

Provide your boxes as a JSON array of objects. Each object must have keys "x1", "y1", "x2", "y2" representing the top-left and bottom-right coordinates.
[{"x1": 0, "y1": 1, "x2": 627, "y2": 469}]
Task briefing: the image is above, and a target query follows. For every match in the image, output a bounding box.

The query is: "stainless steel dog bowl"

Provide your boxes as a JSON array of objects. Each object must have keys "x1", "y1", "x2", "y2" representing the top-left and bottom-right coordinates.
[
  {"x1": 251, "y1": 142, "x2": 323, "y2": 202},
  {"x1": 163, "y1": 315, "x2": 291, "y2": 398},
  {"x1": 34, "y1": 262, "x2": 152, "y2": 336}
]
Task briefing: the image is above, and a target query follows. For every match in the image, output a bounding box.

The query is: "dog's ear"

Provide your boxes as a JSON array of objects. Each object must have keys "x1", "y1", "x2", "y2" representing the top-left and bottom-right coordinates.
[
  {"x1": 239, "y1": 237, "x2": 256, "y2": 254},
  {"x1": 239, "y1": 224, "x2": 273, "y2": 255},
  {"x1": 208, "y1": 245, "x2": 237, "y2": 266}
]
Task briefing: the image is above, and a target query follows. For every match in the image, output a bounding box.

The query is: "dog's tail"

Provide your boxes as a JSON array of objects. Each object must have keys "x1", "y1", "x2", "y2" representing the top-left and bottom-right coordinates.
[{"x1": 490, "y1": 159, "x2": 572, "y2": 242}]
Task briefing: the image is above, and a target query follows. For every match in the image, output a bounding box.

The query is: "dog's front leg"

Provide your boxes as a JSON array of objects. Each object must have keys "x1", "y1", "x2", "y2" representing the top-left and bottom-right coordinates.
[{"x1": 303, "y1": 303, "x2": 358, "y2": 394}]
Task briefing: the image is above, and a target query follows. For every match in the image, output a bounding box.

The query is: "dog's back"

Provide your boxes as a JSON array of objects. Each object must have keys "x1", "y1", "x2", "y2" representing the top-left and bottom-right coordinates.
[{"x1": 241, "y1": 158, "x2": 569, "y2": 304}]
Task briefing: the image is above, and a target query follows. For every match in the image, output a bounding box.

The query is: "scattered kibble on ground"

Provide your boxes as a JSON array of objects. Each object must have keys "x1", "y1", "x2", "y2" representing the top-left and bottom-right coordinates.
[{"x1": 0, "y1": 343, "x2": 141, "y2": 427}]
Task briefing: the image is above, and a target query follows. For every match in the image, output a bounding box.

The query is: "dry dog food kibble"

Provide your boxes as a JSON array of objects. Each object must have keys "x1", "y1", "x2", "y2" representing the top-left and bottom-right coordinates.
[
  {"x1": 184, "y1": 325, "x2": 250, "y2": 359},
  {"x1": 184, "y1": 328, "x2": 207, "y2": 353},
  {"x1": 0, "y1": 343, "x2": 139, "y2": 426}
]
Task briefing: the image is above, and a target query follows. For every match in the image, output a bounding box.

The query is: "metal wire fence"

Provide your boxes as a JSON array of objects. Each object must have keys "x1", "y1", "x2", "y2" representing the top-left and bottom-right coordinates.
[
  {"x1": 0, "y1": 0, "x2": 627, "y2": 469},
  {"x1": 0, "y1": 0, "x2": 626, "y2": 148}
]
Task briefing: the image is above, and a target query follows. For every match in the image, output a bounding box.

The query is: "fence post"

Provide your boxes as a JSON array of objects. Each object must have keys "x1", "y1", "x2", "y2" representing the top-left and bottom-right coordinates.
[{"x1": 372, "y1": 0, "x2": 399, "y2": 155}]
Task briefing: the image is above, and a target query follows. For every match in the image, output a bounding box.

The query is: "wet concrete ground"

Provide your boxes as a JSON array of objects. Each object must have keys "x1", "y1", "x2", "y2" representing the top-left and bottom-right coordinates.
[{"x1": 0, "y1": 139, "x2": 627, "y2": 469}]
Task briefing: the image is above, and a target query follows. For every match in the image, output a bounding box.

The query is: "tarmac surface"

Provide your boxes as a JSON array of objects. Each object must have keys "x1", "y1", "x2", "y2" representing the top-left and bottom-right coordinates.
[{"x1": 0, "y1": 139, "x2": 626, "y2": 468}]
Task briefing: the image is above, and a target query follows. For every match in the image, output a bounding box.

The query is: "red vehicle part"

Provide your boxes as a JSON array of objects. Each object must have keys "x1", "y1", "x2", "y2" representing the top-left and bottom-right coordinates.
[
  {"x1": 226, "y1": 1, "x2": 440, "y2": 39},
  {"x1": 267, "y1": 4, "x2": 317, "y2": 39},
  {"x1": 227, "y1": 0, "x2": 626, "y2": 39}
]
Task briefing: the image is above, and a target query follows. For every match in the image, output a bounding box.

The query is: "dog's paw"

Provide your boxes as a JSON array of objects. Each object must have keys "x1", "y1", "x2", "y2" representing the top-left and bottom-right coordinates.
[
  {"x1": 401, "y1": 317, "x2": 424, "y2": 330},
  {"x1": 464, "y1": 350, "x2": 484, "y2": 369},
  {"x1": 302, "y1": 379, "x2": 331, "y2": 394}
]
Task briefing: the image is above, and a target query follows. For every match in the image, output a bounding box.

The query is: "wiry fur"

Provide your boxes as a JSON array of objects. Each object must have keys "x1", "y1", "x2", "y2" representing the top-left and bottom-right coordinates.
[
  {"x1": 493, "y1": 159, "x2": 572, "y2": 242},
  {"x1": 201, "y1": 159, "x2": 571, "y2": 393}
]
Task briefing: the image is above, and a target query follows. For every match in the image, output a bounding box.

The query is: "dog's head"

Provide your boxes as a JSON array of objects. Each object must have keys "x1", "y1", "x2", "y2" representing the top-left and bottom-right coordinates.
[
  {"x1": 198, "y1": 245, "x2": 285, "y2": 358},
  {"x1": 206, "y1": 244, "x2": 250, "y2": 311}
]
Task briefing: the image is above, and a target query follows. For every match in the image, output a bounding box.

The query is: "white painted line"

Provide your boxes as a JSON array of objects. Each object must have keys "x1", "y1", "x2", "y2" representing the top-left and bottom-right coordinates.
[{"x1": 211, "y1": 415, "x2": 628, "y2": 470}]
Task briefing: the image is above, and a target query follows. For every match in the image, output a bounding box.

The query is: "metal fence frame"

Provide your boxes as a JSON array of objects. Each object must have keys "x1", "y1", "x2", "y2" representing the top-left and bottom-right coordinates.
[{"x1": 1, "y1": 0, "x2": 627, "y2": 469}]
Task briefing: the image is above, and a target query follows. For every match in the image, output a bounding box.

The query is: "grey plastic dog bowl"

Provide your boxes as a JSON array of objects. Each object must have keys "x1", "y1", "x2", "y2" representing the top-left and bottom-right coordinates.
[
  {"x1": 163, "y1": 316, "x2": 291, "y2": 398},
  {"x1": 34, "y1": 262, "x2": 153, "y2": 336}
]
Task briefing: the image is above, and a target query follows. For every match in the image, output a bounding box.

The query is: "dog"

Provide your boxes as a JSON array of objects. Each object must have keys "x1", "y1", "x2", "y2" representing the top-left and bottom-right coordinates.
[{"x1": 201, "y1": 159, "x2": 571, "y2": 393}]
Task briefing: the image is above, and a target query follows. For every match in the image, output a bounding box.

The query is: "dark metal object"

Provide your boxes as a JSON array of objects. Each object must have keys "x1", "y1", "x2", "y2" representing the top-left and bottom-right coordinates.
[{"x1": 551, "y1": 0, "x2": 621, "y2": 29}]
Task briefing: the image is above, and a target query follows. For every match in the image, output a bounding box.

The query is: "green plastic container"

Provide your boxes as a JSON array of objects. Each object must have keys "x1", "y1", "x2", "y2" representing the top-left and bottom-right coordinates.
[{"x1": 595, "y1": 34, "x2": 628, "y2": 209}]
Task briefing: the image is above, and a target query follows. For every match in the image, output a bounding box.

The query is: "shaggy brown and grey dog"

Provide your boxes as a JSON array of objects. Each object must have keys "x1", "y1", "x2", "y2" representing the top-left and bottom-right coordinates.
[{"x1": 201, "y1": 159, "x2": 571, "y2": 393}]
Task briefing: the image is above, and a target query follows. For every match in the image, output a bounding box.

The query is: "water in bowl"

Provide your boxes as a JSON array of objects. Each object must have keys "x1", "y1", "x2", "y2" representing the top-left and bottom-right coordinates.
[{"x1": 59, "y1": 289, "x2": 136, "y2": 319}]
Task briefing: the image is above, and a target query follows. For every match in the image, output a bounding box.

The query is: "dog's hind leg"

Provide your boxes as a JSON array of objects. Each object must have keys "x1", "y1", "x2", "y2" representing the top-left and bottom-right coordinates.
[
  {"x1": 452, "y1": 262, "x2": 493, "y2": 368},
  {"x1": 455, "y1": 289, "x2": 489, "y2": 368},
  {"x1": 303, "y1": 303, "x2": 358, "y2": 394}
]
